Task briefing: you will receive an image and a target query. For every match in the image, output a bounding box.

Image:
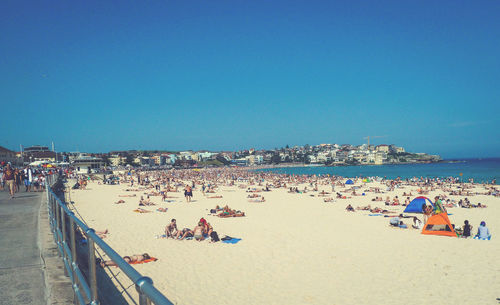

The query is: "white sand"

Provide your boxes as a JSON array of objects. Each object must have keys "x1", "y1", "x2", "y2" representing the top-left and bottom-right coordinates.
[{"x1": 70, "y1": 176, "x2": 500, "y2": 305}]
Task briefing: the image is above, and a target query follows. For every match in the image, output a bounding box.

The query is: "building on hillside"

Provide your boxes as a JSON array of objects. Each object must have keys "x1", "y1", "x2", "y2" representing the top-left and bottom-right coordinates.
[
  {"x1": 376, "y1": 144, "x2": 390, "y2": 153},
  {"x1": 245, "y1": 155, "x2": 263, "y2": 165},
  {"x1": 375, "y1": 152, "x2": 387, "y2": 164},
  {"x1": 133, "y1": 157, "x2": 154, "y2": 167},
  {"x1": 165, "y1": 154, "x2": 177, "y2": 165},
  {"x1": 197, "y1": 152, "x2": 216, "y2": 162},
  {"x1": 109, "y1": 155, "x2": 124, "y2": 167},
  {"x1": 151, "y1": 155, "x2": 162, "y2": 166},
  {"x1": 231, "y1": 158, "x2": 248, "y2": 166}
]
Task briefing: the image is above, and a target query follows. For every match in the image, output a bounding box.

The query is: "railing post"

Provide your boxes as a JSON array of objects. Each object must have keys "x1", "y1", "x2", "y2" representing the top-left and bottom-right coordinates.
[
  {"x1": 69, "y1": 212, "x2": 79, "y2": 303},
  {"x1": 60, "y1": 205, "x2": 69, "y2": 277},
  {"x1": 86, "y1": 229, "x2": 99, "y2": 305},
  {"x1": 49, "y1": 193, "x2": 57, "y2": 243},
  {"x1": 139, "y1": 294, "x2": 151, "y2": 305},
  {"x1": 136, "y1": 277, "x2": 153, "y2": 305},
  {"x1": 55, "y1": 196, "x2": 62, "y2": 257}
]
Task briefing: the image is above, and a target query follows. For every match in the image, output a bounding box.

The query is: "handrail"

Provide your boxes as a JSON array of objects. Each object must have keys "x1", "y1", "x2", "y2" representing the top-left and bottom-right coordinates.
[{"x1": 45, "y1": 174, "x2": 174, "y2": 305}]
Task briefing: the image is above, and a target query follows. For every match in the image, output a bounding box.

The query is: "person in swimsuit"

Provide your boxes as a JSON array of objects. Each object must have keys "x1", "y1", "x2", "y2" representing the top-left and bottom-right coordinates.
[
  {"x1": 184, "y1": 185, "x2": 193, "y2": 203},
  {"x1": 165, "y1": 219, "x2": 178, "y2": 238},
  {"x1": 193, "y1": 222, "x2": 204, "y2": 241},
  {"x1": 99, "y1": 253, "x2": 151, "y2": 267},
  {"x1": 176, "y1": 228, "x2": 194, "y2": 240}
]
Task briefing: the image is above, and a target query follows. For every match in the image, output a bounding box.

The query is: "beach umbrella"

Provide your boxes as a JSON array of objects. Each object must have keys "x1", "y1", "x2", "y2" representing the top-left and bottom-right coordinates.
[{"x1": 345, "y1": 179, "x2": 354, "y2": 185}]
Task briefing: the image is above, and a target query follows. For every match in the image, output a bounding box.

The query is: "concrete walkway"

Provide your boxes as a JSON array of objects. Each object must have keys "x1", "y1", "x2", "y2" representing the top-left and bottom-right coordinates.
[{"x1": 0, "y1": 189, "x2": 73, "y2": 305}]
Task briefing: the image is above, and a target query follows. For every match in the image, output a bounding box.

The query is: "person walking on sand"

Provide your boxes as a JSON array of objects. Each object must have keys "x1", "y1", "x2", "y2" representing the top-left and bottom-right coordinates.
[
  {"x1": 3, "y1": 163, "x2": 16, "y2": 199},
  {"x1": 184, "y1": 185, "x2": 193, "y2": 203}
]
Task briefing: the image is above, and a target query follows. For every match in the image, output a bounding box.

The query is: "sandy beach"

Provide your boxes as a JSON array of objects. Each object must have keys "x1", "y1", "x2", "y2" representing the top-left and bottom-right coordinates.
[{"x1": 69, "y1": 170, "x2": 500, "y2": 305}]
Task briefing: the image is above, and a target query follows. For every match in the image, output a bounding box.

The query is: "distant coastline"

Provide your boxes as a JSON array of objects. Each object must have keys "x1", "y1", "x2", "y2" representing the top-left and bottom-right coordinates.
[
  {"x1": 248, "y1": 159, "x2": 450, "y2": 170},
  {"x1": 252, "y1": 158, "x2": 499, "y2": 184}
]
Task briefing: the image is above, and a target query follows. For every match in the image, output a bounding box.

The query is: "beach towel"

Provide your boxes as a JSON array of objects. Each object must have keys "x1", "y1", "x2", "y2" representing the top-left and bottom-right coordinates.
[
  {"x1": 221, "y1": 236, "x2": 241, "y2": 244},
  {"x1": 473, "y1": 235, "x2": 492, "y2": 240},
  {"x1": 130, "y1": 257, "x2": 158, "y2": 264},
  {"x1": 368, "y1": 214, "x2": 383, "y2": 216}
]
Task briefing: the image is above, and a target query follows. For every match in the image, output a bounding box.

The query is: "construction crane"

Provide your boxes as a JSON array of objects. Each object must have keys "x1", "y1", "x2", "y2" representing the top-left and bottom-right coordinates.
[{"x1": 363, "y1": 136, "x2": 386, "y2": 146}]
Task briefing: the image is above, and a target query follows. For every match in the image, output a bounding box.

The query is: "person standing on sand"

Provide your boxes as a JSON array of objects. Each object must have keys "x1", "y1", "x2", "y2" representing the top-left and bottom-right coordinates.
[
  {"x1": 434, "y1": 196, "x2": 446, "y2": 214},
  {"x1": 184, "y1": 185, "x2": 193, "y2": 203},
  {"x1": 3, "y1": 163, "x2": 15, "y2": 199}
]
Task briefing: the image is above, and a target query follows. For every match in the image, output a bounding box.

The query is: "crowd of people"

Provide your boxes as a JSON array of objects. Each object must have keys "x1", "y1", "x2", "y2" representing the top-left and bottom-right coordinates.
[
  {"x1": 163, "y1": 218, "x2": 219, "y2": 241},
  {"x1": 0, "y1": 162, "x2": 57, "y2": 198}
]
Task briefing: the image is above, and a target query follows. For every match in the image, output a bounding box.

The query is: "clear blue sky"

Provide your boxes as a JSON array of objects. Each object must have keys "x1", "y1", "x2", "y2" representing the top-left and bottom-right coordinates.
[{"x1": 1, "y1": 0, "x2": 499, "y2": 158}]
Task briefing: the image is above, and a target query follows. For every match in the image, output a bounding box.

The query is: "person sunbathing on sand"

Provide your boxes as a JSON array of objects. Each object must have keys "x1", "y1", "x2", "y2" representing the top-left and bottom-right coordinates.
[
  {"x1": 218, "y1": 208, "x2": 245, "y2": 217},
  {"x1": 323, "y1": 197, "x2": 334, "y2": 202},
  {"x1": 471, "y1": 202, "x2": 487, "y2": 208},
  {"x1": 119, "y1": 194, "x2": 136, "y2": 197},
  {"x1": 345, "y1": 204, "x2": 355, "y2": 212},
  {"x1": 369, "y1": 207, "x2": 390, "y2": 214},
  {"x1": 389, "y1": 217, "x2": 407, "y2": 229},
  {"x1": 248, "y1": 196, "x2": 265, "y2": 202},
  {"x1": 115, "y1": 199, "x2": 125, "y2": 204},
  {"x1": 176, "y1": 228, "x2": 194, "y2": 240},
  {"x1": 356, "y1": 204, "x2": 371, "y2": 211},
  {"x1": 98, "y1": 253, "x2": 152, "y2": 267}
]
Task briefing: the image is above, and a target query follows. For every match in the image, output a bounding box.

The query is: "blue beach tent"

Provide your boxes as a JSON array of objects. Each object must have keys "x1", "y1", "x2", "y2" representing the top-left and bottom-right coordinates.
[
  {"x1": 345, "y1": 179, "x2": 354, "y2": 185},
  {"x1": 403, "y1": 196, "x2": 435, "y2": 213}
]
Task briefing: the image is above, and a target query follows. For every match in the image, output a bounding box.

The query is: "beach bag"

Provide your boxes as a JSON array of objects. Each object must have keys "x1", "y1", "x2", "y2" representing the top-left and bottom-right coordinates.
[
  {"x1": 210, "y1": 231, "x2": 220, "y2": 242},
  {"x1": 210, "y1": 209, "x2": 216, "y2": 214}
]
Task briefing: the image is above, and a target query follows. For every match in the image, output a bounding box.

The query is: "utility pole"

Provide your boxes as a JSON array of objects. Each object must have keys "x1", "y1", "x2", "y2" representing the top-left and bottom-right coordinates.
[{"x1": 52, "y1": 141, "x2": 57, "y2": 162}]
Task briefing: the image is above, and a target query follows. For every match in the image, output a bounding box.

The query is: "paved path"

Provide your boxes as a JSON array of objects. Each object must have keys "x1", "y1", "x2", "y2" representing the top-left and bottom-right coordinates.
[{"x1": 0, "y1": 190, "x2": 46, "y2": 305}]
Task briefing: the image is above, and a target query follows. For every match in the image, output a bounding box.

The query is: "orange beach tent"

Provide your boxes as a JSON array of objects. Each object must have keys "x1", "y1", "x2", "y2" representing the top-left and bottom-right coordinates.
[{"x1": 421, "y1": 213, "x2": 457, "y2": 237}]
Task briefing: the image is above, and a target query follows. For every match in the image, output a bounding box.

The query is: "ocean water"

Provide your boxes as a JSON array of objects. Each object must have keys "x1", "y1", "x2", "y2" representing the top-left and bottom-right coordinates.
[{"x1": 256, "y1": 158, "x2": 500, "y2": 184}]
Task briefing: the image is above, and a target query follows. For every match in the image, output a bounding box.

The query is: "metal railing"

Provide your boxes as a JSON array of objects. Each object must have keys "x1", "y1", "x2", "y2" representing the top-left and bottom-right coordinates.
[{"x1": 45, "y1": 174, "x2": 174, "y2": 305}]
